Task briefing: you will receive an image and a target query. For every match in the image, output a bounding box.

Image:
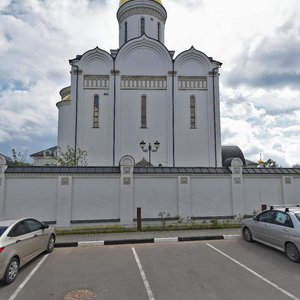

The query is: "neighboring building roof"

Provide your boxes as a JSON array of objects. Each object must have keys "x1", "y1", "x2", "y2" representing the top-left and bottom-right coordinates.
[
  {"x1": 222, "y1": 146, "x2": 246, "y2": 167},
  {"x1": 30, "y1": 146, "x2": 58, "y2": 158},
  {"x1": 245, "y1": 159, "x2": 258, "y2": 167}
]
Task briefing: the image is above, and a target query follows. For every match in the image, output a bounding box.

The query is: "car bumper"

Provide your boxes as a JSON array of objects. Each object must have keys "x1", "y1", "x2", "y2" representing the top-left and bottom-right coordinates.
[{"x1": 0, "y1": 253, "x2": 11, "y2": 280}]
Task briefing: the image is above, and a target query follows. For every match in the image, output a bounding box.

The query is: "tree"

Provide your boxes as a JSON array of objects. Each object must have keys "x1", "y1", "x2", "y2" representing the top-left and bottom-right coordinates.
[
  {"x1": 55, "y1": 145, "x2": 88, "y2": 166},
  {"x1": 11, "y1": 149, "x2": 32, "y2": 166},
  {"x1": 292, "y1": 163, "x2": 300, "y2": 168},
  {"x1": 264, "y1": 158, "x2": 278, "y2": 168}
]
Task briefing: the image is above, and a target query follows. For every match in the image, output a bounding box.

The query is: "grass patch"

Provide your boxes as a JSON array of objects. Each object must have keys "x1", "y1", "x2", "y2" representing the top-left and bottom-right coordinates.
[{"x1": 55, "y1": 222, "x2": 240, "y2": 236}]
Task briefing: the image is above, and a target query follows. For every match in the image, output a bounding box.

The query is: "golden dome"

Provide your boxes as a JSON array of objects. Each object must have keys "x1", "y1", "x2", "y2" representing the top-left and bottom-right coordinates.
[{"x1": 119, "y1": 0, "x2": 163, "y2": 7}]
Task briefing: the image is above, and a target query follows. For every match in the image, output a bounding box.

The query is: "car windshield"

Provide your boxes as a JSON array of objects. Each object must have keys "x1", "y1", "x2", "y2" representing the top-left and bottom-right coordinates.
[
  {"x1": 295, "y1": 213, "x2": 300, "y2": 223},
  {"x1": 0, "y1": 226, "x2": 8, "y2": 236}
]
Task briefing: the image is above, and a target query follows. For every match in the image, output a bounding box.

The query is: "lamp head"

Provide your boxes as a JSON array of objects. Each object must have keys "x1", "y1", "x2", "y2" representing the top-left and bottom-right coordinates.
[{"x1": 140, "y1": 140, "x2": 146, "y2": 149}]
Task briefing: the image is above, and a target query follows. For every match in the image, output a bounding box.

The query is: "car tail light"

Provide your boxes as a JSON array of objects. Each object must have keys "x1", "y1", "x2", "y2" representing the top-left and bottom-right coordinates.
[{"x1": 0, "y1": 247, "x2": 4, "y2": 254}]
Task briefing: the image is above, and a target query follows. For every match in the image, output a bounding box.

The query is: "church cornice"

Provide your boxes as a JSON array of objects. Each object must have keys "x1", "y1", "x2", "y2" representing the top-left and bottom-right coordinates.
[{"x1": 118, "y1": 6, "x2": 166, "y2": 24}]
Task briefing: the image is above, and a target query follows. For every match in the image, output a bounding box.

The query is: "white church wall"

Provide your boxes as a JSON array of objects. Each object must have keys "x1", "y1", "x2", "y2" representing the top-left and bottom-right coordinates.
[
  {"x1": 190, "y1": 177, "x2": 232, "y2": 217},
  {"x1": 57, "y1": 100, "x2": 72, "y2": 153},
  {"x1": 243, "y1": 177, "x2": 283, "y2": 214},
  {"x1": 174, "y1": 89, "x2": 211, "y2": 166},
  {"x1": 117, "y1": 89, "x2": 170, "y2": 166},
  {"x1": 116, "y1": 37, "x2": 172, "y2": 75},
  {"x1": 134, "y1": 177, "x2": 178, "y2": 218},
  {"x1": 0, "y1": 163, "x2": 6, "y2": 220},
  {"x1": 173, "y1": 48, "x2": 222, "y2": 167},
  {"x1": 80, "y1": 89, "x2": 112, "y2": 166},
  {"x1": 115, "y1": 37, "x2": 173, "y2": 166},
  {"x1": 294, "y1": 177, "x2": 300, "y2": 195},
  {"x1": 71, "y1": 177, "x2": 120, "y2": 222},
  {"x1": 4, "y1": 177, "x2": 57, "y2": 221}
]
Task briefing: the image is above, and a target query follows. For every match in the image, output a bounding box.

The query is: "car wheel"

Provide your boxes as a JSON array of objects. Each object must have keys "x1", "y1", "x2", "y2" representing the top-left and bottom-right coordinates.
[
  {"x1": 285, "y1": 242, "x2": 300, "y2": 262},
  {"x1": 45, "y1": 234, "x2": 55, "y2": 253},
  {"x1": 4, "y1": 257, "x2": 19, "y2": 284},
  {"x1": 243, "y1": 227, "x2": 253, "y2": 242}
]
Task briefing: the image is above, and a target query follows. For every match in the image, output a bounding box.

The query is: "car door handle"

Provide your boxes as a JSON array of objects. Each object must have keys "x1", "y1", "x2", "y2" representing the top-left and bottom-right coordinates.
[
  {"x1": 283, "y1": 228, "x2": 289, "y2": 232},
  {"x1": 16, "y1": 240, "x2": 21, "y2": 243}
]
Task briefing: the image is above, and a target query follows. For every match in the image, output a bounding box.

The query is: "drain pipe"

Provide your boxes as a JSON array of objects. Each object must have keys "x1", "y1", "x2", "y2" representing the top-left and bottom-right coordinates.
[
  {"x1": 212, "y1": 66, "x2": 220, "y2": 167},
  {"x1": 172, "y1": 59, "x2": 175, "y2": 167},
  {"x1": 70, "y1": 63, "x2": 79, "y2": 166}
]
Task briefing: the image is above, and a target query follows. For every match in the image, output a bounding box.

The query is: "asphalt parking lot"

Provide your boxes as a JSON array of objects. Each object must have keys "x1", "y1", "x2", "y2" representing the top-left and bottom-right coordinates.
[{"x1": 1, "y1": 239, "x2": 300, "y2": 300}]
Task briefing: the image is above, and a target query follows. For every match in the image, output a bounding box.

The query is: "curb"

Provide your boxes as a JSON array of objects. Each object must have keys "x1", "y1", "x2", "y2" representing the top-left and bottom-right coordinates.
[{"x1": 55, "y1": 234, "x2": 241, "y2": 248}]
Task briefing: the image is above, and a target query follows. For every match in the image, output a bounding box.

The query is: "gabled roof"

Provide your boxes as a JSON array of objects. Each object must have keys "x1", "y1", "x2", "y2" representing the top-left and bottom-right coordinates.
[
  {"x1": 30, "y1": 146, "x2": 57, "y2": 158},
  {"x1": 135, "y1": 158, "x2": 152, "y2": 167}
]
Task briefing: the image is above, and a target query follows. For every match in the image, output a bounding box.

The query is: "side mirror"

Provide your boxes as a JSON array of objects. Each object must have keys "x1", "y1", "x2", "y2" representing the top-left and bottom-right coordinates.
[{"x1": 43, "y1": 223, "x2": 49, "y2": 229}]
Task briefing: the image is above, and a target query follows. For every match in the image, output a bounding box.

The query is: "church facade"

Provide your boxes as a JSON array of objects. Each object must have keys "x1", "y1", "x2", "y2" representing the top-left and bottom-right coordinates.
[{"x1": 56, "y1": 0, "x2": 222, "y2": 167}]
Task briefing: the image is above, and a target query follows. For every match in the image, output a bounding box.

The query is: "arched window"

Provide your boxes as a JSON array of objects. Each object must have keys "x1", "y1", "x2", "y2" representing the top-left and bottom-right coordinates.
[
  {"x1": 157, "y1": 22, "x2": 161, "y2": 41},
  {"x1": 125, "y1": 21, "x2": 128, "y2": 42},
  {"x1": 93, "y1": 95, "x2": 99, "y2": 128},
  {"x1": 190, "y1": 96, "x2": 196, "y2": 128},
  {"x1": 141, "y1": 17, "x2": 145, "y2": 35},
  {"x1": 141, "y1": 95, "x2": 147, "y2": 128}
]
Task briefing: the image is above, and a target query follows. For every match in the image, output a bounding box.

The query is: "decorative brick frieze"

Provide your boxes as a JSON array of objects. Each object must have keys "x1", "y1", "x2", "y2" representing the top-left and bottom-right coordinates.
[
  {"x1": 178, "y1": 76, "x2": 207, "y2": 90},
  {"x1": 83, "y1": 75, "x2": 110, "y2": 89},
  {"x1": 121, "y1": 75, "x2": 167, "y2": 90}
]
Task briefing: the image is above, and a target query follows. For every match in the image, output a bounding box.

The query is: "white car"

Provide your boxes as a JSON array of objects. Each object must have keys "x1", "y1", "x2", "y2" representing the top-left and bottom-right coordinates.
[
  {"x1": 241, "y1": 205, "x2": 300, "y2": 262},
  {"x1": 0, "y1": 218, "x2": 56, "y2": 284}
]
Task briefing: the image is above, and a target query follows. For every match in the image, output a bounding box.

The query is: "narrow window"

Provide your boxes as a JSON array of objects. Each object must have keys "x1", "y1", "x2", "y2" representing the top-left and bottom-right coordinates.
[
  {"x1": 141, "y1": 95, "x2": 147, "y2": 128},
  {"x1": 141, "y1": 17, "x2": 145, "y2": 35},
  {"x1": 157, "y1": 22, "x2": 161, "y2": 41},
  {"x1": 93, "y1": 95, "x2": 99, "y2": 128},
  {"x1": 125, "y1": 21, "x2": 128, "y2": 42},
  {"x1": 190, "y1": 96, "x2": 196, "y2": 128}
]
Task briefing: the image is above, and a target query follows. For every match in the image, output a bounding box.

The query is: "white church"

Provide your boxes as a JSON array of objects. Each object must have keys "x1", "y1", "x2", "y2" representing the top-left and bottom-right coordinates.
[
  {"x1": 1, "y1": 0, "x2": 299, "y2": 227},
  {"x1": 33, "y1": 0, "x2": 225, "y2": 168}
]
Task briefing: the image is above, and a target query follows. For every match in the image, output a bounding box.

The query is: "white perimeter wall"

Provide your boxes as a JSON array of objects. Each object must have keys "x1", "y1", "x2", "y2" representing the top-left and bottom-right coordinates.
[{"x1": 0, "y1": 160, "x2": 299, "y2": 227}]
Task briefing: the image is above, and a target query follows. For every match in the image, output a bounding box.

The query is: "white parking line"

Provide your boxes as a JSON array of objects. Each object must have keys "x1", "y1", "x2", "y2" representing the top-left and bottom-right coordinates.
[
  {"x1": 78, "y1": 241, "x2": 104, "y2": 247},
  {"x1": 207, "y1": 243, "x2": 300, "y2": 300},
  {"x1": 132, "y1": 247, "x2": 155, "y2": 300},
  {"x1": 9, "y1": 254, "x2": 49, "y2": 300},
  {"x1": 154, "y1": 237, "x2": 178, "y2": 243}
]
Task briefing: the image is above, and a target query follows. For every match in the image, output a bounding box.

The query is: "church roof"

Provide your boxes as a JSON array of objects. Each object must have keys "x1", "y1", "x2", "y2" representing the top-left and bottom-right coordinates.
[
  {"x1": 221, "y1": 145, "x2": 246, "y2": 167},
  {"x1": 119, "y1": 0, "x2": 163, "y2": 7}
]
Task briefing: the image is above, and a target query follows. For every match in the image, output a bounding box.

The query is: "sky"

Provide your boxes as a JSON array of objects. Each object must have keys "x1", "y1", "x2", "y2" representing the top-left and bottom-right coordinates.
[{"x1": 0, "y1": 0, "x2": 299, "y2": 167}]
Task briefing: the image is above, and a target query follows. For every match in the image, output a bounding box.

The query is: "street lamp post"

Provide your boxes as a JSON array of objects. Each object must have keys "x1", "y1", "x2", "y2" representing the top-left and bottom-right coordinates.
[{"x1": 139, "y1": 140, "x2": 160, "y2": 166}]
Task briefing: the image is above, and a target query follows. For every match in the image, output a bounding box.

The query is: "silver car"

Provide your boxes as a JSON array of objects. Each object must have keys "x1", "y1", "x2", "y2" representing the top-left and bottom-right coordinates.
[
  {"x1": 0, "y1": 218, "x2": 56, "y2": 284},
  {"x1": 241, "y1": 206, "x2": 300, "y2": 262}
]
